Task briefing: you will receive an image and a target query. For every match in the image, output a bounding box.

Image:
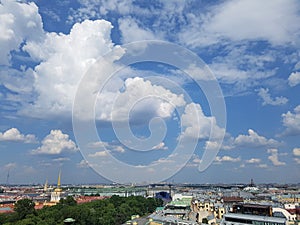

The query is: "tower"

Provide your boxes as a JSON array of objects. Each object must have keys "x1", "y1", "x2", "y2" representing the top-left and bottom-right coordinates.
[
  {"x1": 50, "y1": 170, "x2": 62, "y2": 203},
  {"x1": 44, "y1": 179, "x2": 48, "y2": 192}
]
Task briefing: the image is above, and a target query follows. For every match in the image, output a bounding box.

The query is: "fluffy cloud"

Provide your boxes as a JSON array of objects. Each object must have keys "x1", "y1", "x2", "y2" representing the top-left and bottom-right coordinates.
[
  {"x1": 32, "y1": 130, "x2": 77, "y2": 155},
  {"x1": 103, "y1": 77, "x2": 186, "y2": 122},
  {"x1": 0, "y1": 0, "x2": 44, "y2": 65},
  {"x1": 282, "y1": 105, "x2": 300, "y2": 135},
  {"x1": 21, "y1": 19, "x2": 119, "y2": 118},
  {"x1": 257, "y1": 88, "x2": 288, "y2": 106},
  {"x1": 293, "y1": 148, "x2": 300, "y2": 156},
  {"x1": 215, "y1": 155, "x2": 241, "y2": 163},
  {"x1": 180, "y1": 103, "x2": 225, "y2": 141},
  {"x1": 234, "y1": 129, "x2": 280, "y2": 148},
  {"x1": 288, "y1": 71, "x2": 300, "y2": 87},
  {"x1": 267, "y1": 148, "x2": 286, "y2": 166},
  {"x1": 0, "y1": 128, "x2": 36, "y2": 143}
]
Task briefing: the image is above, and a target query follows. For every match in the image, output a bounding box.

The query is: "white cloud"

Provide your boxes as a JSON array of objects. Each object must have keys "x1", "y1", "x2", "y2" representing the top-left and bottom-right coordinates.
[
  {"x1": 180, "y1": 103, "x2": 225, "y2": 141},
  {"x1": 0, "y1": 128, "x2": 36, "y2": 143},
  {"x1": 87, "y1": 141, "x2": 126, "y2": 153},
  {"x1": 215, "y1": 155, "x2": 241, "y2": 163},
  {"x1": 294, "y1": 158, "x2": 300, "y2": 164},
  {"x1": 246, "y1": 158, "x2": 261, "y2": 164},
  {"x1": 288, "y1": 71, "x2": 300, "y2": 87},
  {"x1": 100, "y1": 77, "x2": 186, "y2": 122},
  {"x1": 181, "y1": 0, "x2": 300, "y2": 47},
  {"x1": 4, "y1": 162, "x2": 17, "y2": 170},
  {"x1": 53, "y1": 157, "x2": 70, "y2": 162},
  {"x1": 118, "y1": 17, "x2": 159, "y2": 43},
  {"x1": 0, "y1": 0, "x2": 44, "y2": 65},
  {"x1": 267, "y1": 148, "x2": 286, "y2": 166},
  {"x1": 151, "y1": 142, "x2": 168, "y2": 150},
  {"x1": 77, "y1": 159, "x2": 90, "y2": 168},
  {"x1": 257, "y1": 164, "x2": 268, "y2": 168},
  {"x1": 257, "y1": 88, "x2": 288, "y2": 106},
  {"x1": 88, "y1": 151, "x2": 110, "y2": 158},
  {"x1": 293, "y1": 148, "x2": 300, "y2": 156},
  {"x1": 234, "y1": 129, "x2": 280, "y2": 148},
  {"x1": 282, "y1": 105, "x2": 300, "y2": 135},
  {"x1": 21, "y1": 19, "x2": 121, "y2": 118},
  {"x1": 32, "y1": 130, "x2": 77, "y2": 155}
]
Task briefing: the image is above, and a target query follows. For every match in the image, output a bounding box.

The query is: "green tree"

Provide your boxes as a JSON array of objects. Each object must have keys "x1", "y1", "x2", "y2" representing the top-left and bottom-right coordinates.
[
  {"x1": 14, "y1": 199, "x2": 36, "y2": 220},
  {"x1": 59, "y1": 196, "x2": 77, "y2": 206}
]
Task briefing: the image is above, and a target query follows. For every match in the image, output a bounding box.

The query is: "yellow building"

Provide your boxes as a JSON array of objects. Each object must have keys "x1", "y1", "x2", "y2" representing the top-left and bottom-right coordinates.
[{"x1": 44, "y1": 170, "x2": 63, "y2": 206}]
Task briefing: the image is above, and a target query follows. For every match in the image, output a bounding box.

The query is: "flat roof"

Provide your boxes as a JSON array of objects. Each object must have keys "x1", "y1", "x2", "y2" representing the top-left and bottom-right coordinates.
[{"x1": 224, "y1": 213, "x2": 286, "y2": 223}]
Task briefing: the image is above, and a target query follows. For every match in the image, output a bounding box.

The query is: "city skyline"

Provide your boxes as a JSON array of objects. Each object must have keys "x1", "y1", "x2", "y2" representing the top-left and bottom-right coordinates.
[{"x1": 0, "y1": 0, "x2": 300, "y2": 184}]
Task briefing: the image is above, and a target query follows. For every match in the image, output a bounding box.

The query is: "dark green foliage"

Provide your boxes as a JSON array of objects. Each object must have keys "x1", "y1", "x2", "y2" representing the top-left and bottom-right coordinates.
[
  {"x1": 0, "y1": 195, "x2": 162, "y2": 225},
  {"x1": 59, "y1": 196, "x2": 77, "y2": 206},
  {"x1": 14, "y1": 199, "x2": 36, "y2": 220}
]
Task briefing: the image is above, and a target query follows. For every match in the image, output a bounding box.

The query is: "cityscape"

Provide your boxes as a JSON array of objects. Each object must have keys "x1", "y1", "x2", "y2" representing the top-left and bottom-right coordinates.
[
  {"x1": 0, "y1": 175, "x2": 299, "y2": 224},
  {"x1": 1, "y1": 0, "x2": 300, "y2": 224}
]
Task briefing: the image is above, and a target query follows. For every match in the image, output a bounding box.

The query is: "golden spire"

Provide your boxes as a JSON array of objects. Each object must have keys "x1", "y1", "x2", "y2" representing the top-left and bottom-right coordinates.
[
  {"x1": 57, "y1": 170, "x2": 61, "y2": 188},
  {"x1": 54, "y1": 170, "x2": 62, "y2": 192}
]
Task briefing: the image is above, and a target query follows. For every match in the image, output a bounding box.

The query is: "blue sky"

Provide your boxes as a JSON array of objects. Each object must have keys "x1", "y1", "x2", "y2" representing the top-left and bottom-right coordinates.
[{"x1": 0, "y1": 0, "x2": 300, "y2": 184}]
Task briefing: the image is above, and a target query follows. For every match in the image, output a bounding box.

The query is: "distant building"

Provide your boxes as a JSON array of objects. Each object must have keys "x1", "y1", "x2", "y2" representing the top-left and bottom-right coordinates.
[
  {"x1": 44, "y1": 170, "x2": 64, "y2": 206},
  {"x1": 50, "y1": 170, "x2": 63, "y2": 203},
  {"x1": 191, "y1": 198, "x2": 225, "y2": 224},
  {"x1": 221, "y1": 212, "x2": 287, "y2": 225}
]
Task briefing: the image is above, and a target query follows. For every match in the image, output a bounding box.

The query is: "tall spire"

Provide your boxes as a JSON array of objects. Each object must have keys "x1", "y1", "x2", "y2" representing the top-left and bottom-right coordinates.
[
  {"x1": 57, "y1": 170, "x2": 61, "y2": 188},
  {"x1": 54, "y1": 170, "x2": 62, "y2": 192},
  {"x1": 44, "y1": 179, "x2": 48, "y2": 192}
]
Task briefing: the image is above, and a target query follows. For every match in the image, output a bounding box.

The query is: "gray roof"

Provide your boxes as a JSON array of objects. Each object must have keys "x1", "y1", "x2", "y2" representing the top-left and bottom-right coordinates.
[{"x1": 224, "y1": 213, "x2": 286, "y2": 223}]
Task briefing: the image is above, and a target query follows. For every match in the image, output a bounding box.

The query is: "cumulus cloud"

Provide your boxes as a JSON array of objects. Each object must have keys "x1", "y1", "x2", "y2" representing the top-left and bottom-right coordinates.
[
  {"x1": 32, "y1": 130, "x2": 77, "y2": 155},
  {"x1": 21, "y1": 19, "x2": 121, "y2": 118},
  {"x1": 293, "y1": 148, "x2": 300, "y2": 156},
  {"x1": 0, "y1": 128, "x2": 36, "y2": 143},
  {"x1": 215, "y1": 155, "x2": 241, "y2": 163},
  {"x1": 267, "y1": 148, "x2": 286, "y2": 166},
  {"x1": 104, "y1": 77, "x2": 186, "y2": 122},
  {"x1": 288, "y1": 71, "x2": 300, "y2": 87},
  {"x1": 180, "y1": 103, "x2": 225, "y2": 141},
  {"x1": 234, "y1": 129, "x2": 280, "y2": 148},
  {"x1": 257, "y1": 88, "x2": 288, "y2": 106},
  {"x1": 0, "y1": 0, "x2": 44, "y2": 65},
  {"x1": 282, "y1": 105, "x2": 300, "y2": 135}
]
